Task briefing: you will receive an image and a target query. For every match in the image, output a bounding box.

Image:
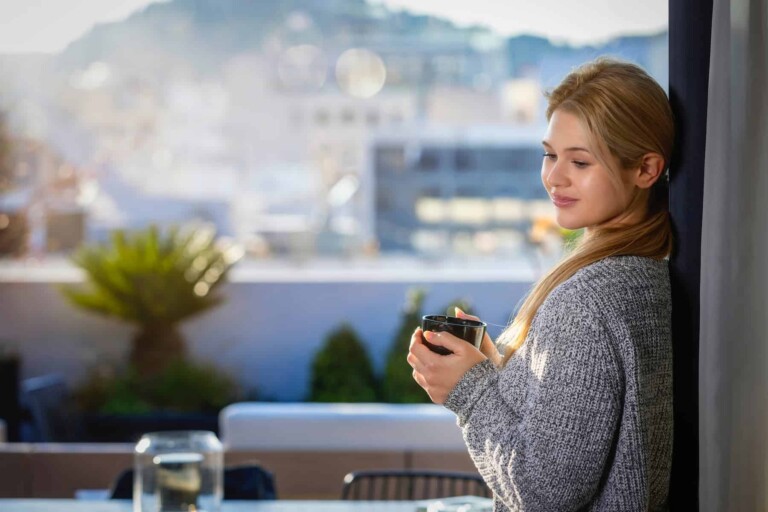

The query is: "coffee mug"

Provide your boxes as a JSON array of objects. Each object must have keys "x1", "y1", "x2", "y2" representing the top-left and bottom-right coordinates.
[{"x1": 421, "y1": 315, "x2": 486, "y2": 355}]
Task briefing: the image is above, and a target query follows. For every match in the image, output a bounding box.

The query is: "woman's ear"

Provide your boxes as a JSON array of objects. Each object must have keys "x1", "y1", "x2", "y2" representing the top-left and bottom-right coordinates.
[{"x1": 634, "y1": 153, "x2": 666, "y2": 189}]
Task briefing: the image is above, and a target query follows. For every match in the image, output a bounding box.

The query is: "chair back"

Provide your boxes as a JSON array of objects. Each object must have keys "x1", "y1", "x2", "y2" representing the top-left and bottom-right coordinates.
[
  {"x1": 110, "y1": 464, "x2": 277, "y2": 500},
  {"x1": 341, "y1": 469, "x2": 492, "y2": 501},
  {"x1": 20, "y1": 374, "x2": 80, "y2": 442}
]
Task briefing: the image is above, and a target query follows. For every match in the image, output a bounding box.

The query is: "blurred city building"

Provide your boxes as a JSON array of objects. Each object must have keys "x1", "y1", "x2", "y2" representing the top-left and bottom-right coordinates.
[
  {"x1": 370, "y1": 125, "x2": 550, "y2": 258},
  {"x1": 0, "y1": 135, "x2": 93, "y2": 257},
  {"x1": 0, "y1": 0, "x2": 668, "y2": 261}
]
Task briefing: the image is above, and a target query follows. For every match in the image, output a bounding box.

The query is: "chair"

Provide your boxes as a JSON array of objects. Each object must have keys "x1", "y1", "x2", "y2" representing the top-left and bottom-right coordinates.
[
  {"x1": 110, "y1": 464, "x2": 277, "y2": 500},
  {"x1": 20, "y1": 374, "x2": 82, "y2": 442},
  {"x1": 341, "y1": 469, "x2": 492, "y2": 501}
]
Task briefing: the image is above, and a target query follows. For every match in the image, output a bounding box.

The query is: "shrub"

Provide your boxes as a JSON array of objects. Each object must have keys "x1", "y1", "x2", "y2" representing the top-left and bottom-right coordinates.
[
  {"x1": 308, "y1": 324, "x2": 378, "y2": 402},
  {"x1": 382, "y1": 288, "x2": 431, "y2": 403},
  {"x1": 75, "y1": 360, "x2": 240, "y2": 415}
]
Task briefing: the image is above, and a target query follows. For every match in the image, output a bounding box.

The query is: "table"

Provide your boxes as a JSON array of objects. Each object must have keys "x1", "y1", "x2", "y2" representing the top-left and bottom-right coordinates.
[{"x1": 0, "y1": 500, "x2": 428, "y2": 511}]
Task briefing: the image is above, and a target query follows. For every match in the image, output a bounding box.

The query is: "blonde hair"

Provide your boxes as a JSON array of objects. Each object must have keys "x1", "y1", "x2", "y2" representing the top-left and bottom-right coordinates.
[{"x1": 498, "y1": 57, "x2": 675, "y2": 364}]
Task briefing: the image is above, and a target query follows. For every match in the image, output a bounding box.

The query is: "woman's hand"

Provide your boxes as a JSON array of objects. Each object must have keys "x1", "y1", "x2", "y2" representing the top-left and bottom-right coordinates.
[
  {"x1": 407, "y1": 327, "x2": 487, "y2": 404},
  {"x1": 455, "y1": 307, "x2": 502, "y2": 367}
]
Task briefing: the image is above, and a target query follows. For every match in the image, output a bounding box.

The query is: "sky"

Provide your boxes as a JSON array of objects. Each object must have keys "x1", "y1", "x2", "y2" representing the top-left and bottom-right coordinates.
[{"x1": 0, "y1": 0, "x2": 667, "y2": 54}]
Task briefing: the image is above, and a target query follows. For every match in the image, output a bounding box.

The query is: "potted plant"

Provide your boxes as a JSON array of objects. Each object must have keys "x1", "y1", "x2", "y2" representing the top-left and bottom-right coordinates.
[
  {"x1": 61, "y1": 223, "x2": 243, "y2": 376},
  {"x1": 59, "y1": 223, "x2": 245, "y2": 440}
]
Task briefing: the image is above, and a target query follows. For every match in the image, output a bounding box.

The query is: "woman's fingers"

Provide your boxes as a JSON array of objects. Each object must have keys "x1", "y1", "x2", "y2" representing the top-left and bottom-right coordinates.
[
  {"x1": 406, "y1": 350, "x2": 421, "y2": 371},
  {"x1": 408, "y1": 331, "x2": 433, "y2": 373},
  {"x1": 456, "y1": 306, "x2": 492, "y2": 346},
  {"x1": 455, "y1": 307, "x2": 480, "y2": 321},
  {"x1": 409, "y1": 324, "x2": 489, "y2": 404},
  {"x1": 455, "y1": 307, "x2": 500, "y2": 364},
  {"x1": 412, "y1": 369, "x2": 427, "y2": 389},
  {"x1": 410, "y1": 327, "x2": 423, "y2": 350},
  {"x1": 423, "y1": 330, "x2": 467, "y2": 354}
]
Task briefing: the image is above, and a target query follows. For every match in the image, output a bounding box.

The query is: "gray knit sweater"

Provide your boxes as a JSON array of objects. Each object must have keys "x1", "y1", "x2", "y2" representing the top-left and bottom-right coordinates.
[{"x1": 444, "y1": 255, "x2": 673, "y2": 511}]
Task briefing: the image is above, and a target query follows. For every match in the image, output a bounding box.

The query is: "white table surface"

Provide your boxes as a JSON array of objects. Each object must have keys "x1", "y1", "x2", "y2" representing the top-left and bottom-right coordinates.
[{"x1": 0, "y1": 500, "x2": 428, "y2": 511}]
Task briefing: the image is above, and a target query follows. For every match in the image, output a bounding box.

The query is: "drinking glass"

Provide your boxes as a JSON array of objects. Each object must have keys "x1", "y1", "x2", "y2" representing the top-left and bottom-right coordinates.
[{"x1": 134, "y1": 430, "x2": 223, "y2": 512}]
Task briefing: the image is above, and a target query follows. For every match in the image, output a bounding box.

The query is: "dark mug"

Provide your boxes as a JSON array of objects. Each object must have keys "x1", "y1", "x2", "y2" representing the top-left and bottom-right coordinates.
[{"x1": 421, "y1": 315, "x2": 486, "y2": 355}]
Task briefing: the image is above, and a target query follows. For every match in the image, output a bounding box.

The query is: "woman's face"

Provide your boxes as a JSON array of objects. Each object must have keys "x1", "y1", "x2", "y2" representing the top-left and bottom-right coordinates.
[{"x1": 541, "y1": 109, "x2": 638, "y2": 231}]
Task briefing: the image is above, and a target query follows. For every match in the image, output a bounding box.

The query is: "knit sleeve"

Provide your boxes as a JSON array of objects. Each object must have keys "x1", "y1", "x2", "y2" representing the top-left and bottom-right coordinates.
[{"x1": 444, "y1": 286, "x2": 623, "y2": 511}]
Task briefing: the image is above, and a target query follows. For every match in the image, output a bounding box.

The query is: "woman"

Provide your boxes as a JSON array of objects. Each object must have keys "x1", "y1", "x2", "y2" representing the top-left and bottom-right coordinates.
[{"x1": 408, "y1": 57, "x2": 674, "y2": 511}]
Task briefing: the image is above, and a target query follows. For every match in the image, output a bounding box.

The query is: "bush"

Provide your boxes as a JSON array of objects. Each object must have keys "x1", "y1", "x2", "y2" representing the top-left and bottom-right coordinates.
[
  {"x1": 382, "y1": 288, "x2": 431, "y2": 403},
  {"x1": 308, "y1": 324, "x2": 378, "y2": 402},
  {"x1": 75, "y1": 359, "x2": 240, "y2": 415}
]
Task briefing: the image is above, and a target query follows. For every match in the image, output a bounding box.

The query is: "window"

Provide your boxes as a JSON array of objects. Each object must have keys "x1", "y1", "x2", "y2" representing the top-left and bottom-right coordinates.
[
  {"x1": 455, "y1": 148, "x2": 474, "y2": 171},
  {"x1": 341, "y1": 108, "x2": 356, "y2": 124},
  {"x1": 470, "y1": 148, "x2": 536, "y2": 172},
  {"x1": 415, "y1": 197, "x2": 446, "y2": 223},
  {"x1": 314, "y1": 109, "x2": 330, "y2": 126},
  {"x1": 366, "y1": 110, "x2": 380, "y2": 126},
  {"x1": 376, "y1": 188, "x2": 394, "y2": 211},
  {"x1": 0, "y1": 1, "x2": 667, "y2": 264},
  {"x1": 416, "y1": 148, "x2": 441, "y2": 171},
  {"x1": 375, "y1": 146, "x2": 406, "y2": 173}
]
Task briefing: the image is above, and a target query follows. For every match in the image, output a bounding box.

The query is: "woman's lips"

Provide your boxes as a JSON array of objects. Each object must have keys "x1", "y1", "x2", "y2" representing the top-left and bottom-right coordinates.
[{"x1": 552, "y1": 194, "x2": 578, "y2": 208}]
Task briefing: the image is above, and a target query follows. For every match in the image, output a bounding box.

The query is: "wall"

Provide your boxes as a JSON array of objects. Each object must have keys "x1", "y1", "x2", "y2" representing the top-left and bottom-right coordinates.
[
  {"x1": 0, "y1": 261, "x2": 534, "y2": 401},
  {"x1": 0, "y1": 443, "x2": 477, "y2": 499}
]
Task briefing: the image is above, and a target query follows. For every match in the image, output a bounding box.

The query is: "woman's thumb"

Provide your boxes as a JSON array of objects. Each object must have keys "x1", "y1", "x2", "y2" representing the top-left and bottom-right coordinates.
[
  {"x1": 456, "y1": 307, "x2": 473, "y2": 318},
  {"x1": 456, "y1": 307, "x2": 479, "y2": 321}
]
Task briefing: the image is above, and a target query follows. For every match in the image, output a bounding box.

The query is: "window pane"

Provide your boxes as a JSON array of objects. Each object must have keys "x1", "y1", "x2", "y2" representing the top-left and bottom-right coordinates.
[{"x1": 0, "y1": 1, "x2": 666, "y2": 265}]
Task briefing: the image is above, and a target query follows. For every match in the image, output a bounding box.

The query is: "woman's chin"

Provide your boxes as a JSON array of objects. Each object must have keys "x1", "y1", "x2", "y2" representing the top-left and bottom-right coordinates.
[{"x1": 554, "y1": 214, "x2": 584, "y2": 231}]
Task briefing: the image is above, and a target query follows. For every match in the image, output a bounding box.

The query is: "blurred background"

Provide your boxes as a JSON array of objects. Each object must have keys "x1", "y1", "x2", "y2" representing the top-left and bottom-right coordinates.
[
  {"x1": 0, "y1": 0, "x2": 668, "y2": 440},
  {"x1": 0, "y1": 0, "x2": 667, "y2": 266}
]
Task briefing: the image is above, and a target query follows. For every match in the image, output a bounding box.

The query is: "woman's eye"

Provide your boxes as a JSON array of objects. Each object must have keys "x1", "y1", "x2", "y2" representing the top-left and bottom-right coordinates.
[
  {"x1": 542, "y1": 152, "x2": 556, "y2": 161},
  {"x1": 572, "y1": 160, "x2": 589, "y2": 168}
]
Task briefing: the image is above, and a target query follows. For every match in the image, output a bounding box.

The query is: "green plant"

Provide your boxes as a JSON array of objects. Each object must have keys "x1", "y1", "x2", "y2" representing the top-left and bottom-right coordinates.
[
  {"x1": 60, "y1": 223, "x2": 243, "y2": 376},
  {"x1": 75, "y1": 359, "x2": 240, "y2": 415},
  {"x1": 382, "y1": 288, "x2": 431, "y2": 403},
  {"x1": 308, "y1": 323, "x2": 378, "y2": 403}
]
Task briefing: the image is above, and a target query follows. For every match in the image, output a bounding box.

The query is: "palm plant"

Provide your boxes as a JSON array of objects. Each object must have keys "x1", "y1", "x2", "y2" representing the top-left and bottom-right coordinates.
[{"x1": 60, "y1": 223, "x2": 243, "y2": 376}]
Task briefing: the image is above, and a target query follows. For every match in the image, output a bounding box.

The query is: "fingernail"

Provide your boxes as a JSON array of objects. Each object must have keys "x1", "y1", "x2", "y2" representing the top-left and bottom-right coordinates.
[
  {"x1": 455, "y1": 307, "x2": 464, "y2": 316},
  {"x1": 423, "y1": 331, "x2": 434, "y2": 340}
]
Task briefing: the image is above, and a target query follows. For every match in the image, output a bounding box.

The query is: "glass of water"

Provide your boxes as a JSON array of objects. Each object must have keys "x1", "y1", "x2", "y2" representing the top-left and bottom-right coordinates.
[{"x1": 134, "y1": 431, "x2": 223, "y2": 512}]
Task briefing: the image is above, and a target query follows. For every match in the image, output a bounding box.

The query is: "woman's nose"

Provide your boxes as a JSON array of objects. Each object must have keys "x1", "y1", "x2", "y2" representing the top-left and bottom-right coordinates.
[{"x1": 545, "y1": 161, "x2": 568, "y2": 188}]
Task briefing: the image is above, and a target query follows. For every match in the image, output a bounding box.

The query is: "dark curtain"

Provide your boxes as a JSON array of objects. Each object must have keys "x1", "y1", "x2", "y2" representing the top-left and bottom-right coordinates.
[{"x1": 668, "y1": 0, "x2": 713, "y2": 508}]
